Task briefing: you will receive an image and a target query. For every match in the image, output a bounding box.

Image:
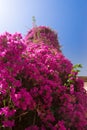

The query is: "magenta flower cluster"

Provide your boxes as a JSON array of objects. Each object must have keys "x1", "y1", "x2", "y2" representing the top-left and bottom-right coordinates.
[{"x1": 0, "y1": 26, "x2": 87, "y2": 130}]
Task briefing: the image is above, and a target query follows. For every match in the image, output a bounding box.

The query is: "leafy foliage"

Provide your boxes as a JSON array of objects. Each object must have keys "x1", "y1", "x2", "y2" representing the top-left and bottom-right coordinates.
[{"x1": 0, "y1": 27, "x2": 87, "y2": 130}]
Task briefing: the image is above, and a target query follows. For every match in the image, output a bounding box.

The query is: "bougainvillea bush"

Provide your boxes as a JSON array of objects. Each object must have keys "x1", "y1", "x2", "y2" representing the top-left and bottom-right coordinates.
[{"x1": 0, "y1": 26, "x2": 87, "y2": 130}]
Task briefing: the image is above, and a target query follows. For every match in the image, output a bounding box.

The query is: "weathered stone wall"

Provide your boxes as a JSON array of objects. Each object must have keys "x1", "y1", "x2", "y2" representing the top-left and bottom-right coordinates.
[
  {"x1": 84, "y1": 82, "x2": 87, "y2": 90},
  {"x1": 78, "y1": 76, "x2": 87, "y2": 90}
]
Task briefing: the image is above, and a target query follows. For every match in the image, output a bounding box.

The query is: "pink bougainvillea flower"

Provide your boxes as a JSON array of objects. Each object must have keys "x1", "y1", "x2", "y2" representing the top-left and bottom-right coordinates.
[
  {"x1": 2, "y1": 120, "x2": 15, "y2": 128},
  {"x1": 0, "y1": 26, "x2": 87, "y2": 130}
]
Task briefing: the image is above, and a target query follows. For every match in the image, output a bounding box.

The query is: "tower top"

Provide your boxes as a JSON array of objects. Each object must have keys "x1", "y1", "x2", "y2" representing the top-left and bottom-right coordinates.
[{"x1": 32, "y1": 16, "x2": 37, "y2": 28}]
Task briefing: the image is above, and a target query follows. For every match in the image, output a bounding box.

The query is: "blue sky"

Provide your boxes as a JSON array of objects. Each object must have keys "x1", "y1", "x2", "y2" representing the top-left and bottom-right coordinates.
[{"x1": 0, "y1": 0, "x2": 87, "y2": 75}]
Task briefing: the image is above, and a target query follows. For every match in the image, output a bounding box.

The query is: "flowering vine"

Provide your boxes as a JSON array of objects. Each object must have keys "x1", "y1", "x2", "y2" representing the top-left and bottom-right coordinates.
[{"x1": 0, "y1": 26, "x2": 87, "y2": 130}]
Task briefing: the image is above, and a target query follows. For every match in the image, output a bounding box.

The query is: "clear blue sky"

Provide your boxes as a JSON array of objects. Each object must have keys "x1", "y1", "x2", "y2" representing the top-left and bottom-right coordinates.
[{"x1": 0, "y1": 0, "x2": 87, "y2": 76}]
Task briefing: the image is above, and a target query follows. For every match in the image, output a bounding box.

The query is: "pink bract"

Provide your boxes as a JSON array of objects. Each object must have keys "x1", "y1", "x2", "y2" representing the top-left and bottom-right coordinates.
[{"x1": 0, "y1": 26, "x2": 87, "y2": 130}]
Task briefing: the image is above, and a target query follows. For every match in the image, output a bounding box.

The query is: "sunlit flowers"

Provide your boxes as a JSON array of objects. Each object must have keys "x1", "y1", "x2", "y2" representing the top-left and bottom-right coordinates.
[{"x1": 0, "y1": 26, "x2": 87, "y2": 130}]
